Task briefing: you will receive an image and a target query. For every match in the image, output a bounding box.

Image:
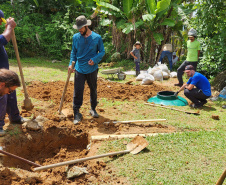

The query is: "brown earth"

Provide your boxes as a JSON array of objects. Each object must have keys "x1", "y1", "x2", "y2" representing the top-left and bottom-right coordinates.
[{"x1": 0, "y1": 77, "x2": 177, "y2": 184}]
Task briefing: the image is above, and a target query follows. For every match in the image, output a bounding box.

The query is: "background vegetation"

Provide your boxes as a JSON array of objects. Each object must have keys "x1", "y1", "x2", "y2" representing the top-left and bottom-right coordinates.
[{"x1": 0, "y1": 0, "x2": 225, "y2": 77}]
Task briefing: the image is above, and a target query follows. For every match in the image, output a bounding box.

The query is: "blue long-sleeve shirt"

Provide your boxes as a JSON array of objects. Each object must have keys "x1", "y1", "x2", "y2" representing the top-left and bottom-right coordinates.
[{"x1": 69, "y1": 31, "x2": 105, "y2": 74}]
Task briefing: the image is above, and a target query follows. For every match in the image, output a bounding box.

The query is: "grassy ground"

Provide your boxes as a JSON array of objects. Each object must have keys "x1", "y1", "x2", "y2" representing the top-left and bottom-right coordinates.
[{"x1": 9, "y1": 57, "x2": 226, "y2": 185}]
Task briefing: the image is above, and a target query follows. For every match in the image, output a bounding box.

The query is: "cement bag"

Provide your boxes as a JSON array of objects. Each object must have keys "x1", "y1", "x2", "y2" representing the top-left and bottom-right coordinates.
[
  {"x1": 159, "y1": 64, "x2": 169, "y2": 73},
  {"x1": 153, "y1": 70, "x2": 163, "y2": 81},
  {"x1": 163, "y1": 71, "x2": 170, "y2": 79},
  {"x1": 150, "y1": 67, "x2": 161, "y2": 75},
  {"x1": 147, "y1": 67, "x2": 152, "y2": 74},
  {"x1": 141, "y1": 75, "x2": 155, "y2": 85},
  {"x1": 170, "y1": 72, "x2": 177, "y2": 78},
  {"x1": 136, "y1": 73, "x2": 146, "y2": 81}
]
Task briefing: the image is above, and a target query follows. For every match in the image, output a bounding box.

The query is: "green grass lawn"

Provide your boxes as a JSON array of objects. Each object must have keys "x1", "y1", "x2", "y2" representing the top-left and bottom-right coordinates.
[{"x1": 9, "y1": 57, "x2": 226, "y2": 185}]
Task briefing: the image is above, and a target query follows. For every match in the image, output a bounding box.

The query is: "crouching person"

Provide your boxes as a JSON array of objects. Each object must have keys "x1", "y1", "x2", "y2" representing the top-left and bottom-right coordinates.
[
  {"x1": 0, "y1": 69, "x2": 21, "y2": 136},
  {"x1": 175, "y1": 65, "x2": 211, "y2": 108}
]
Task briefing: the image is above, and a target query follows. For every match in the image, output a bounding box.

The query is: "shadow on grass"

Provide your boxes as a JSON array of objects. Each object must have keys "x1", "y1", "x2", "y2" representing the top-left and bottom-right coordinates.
[{"x1": 201, "y1": 106, "x2": 217, "y2": 112}]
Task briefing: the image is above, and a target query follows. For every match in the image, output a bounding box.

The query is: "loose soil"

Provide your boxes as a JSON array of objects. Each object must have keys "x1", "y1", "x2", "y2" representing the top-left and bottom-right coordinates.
[{"x1": 0, "y1": 77, "x2": 177, "y2": 184}]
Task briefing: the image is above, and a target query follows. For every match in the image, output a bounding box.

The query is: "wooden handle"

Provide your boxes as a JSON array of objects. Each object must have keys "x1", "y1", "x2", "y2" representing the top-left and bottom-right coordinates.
[
  {"x1": 0, "y1": 150, "x2": 41, "y2": 167},
  {"x1": 58, "y1": 61, "x2": 75, "y2": 114},
  {"x1": 119, "y1": 119, "x2": 166, "y2": 123},
  {"x1": 216, "y1": 169, "x2": 226, "y2": 185},
  {"x1": 34, "y1": 149, "x2": 130, "y2": 171},
  {"x1": 11, "y1": 29, "x2": 29, "y2": 99}
]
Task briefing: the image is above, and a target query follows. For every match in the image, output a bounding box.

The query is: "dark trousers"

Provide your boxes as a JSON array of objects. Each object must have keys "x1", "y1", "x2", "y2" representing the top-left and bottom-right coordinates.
[
  {"x1": 135, "y1": 61, "x2": 140, "y2": 76},
  {"x1": 73, "y1": 69, "x2": 98, "y2": 112},
  {"x1": 177, "y1": 61, "x2": 198, "y2": 84},
  {"x1": 184, "y1": 88, "x2": 210, "y2": 106},
  {"x1": 159, "y1": 51, "x2": 172, "y2": 71},
  {"x1": 0, "y1": 91, "x2": 21, "y2": 128}
]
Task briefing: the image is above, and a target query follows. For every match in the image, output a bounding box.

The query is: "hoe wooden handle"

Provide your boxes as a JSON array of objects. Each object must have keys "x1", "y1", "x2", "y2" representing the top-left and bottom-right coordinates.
[
  {"x1": 11, "y1": 29, "x2": 29, "y2": 99},
  {"x1": 34, "y1": 150, "x2": 130, "y2": 171},
  {"x1": 216, "y1": 168, "x2": 226, "y2": 185},
  {"x1": 59, "y1": 61, "x2": 75, "y2": 114}
]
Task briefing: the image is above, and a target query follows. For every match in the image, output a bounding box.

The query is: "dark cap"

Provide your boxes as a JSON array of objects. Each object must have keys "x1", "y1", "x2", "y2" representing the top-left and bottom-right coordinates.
[
  {"x1": 73, "y1": 15, "x2": 91, "y2": 30},
  {"x1": 0, "y1": 10, "x2": 4, "y2": 18},
  {"x1": 185, "y1": 65, "x2": 195, "y2": 71}
]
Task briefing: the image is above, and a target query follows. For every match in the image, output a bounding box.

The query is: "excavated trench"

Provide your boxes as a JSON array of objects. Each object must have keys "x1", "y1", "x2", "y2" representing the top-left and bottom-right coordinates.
[{"x1": 2, "y1": 126, "x2": 89, "y2": 171}]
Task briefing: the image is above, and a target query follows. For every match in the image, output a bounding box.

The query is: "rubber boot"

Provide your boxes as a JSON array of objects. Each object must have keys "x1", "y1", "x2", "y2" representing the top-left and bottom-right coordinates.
[{"x1": 136, "y1": 71, "x2": 140, "y2": 76}]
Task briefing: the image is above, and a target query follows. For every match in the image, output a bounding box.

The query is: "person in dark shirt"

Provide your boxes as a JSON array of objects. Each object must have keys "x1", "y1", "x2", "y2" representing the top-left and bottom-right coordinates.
[{"x1": 0, "y1": 10, "x2": 26, "y2": 136}]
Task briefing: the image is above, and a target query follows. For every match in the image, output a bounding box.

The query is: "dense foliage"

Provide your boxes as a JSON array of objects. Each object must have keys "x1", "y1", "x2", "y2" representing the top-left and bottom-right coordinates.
[{"x1": 0, "y1": 0, "x2": 225, "y2": 76}]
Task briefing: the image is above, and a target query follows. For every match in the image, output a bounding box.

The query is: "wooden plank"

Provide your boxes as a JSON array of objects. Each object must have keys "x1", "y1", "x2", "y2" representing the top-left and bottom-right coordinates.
[{"x1": 91, "y1": 133, "x2": 168, "y2": 141}]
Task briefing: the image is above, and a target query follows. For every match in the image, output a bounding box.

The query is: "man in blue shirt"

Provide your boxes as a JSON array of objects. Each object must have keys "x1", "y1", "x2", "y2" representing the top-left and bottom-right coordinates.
[
  {"x1": 69, "y1": 15, "x2": 105, "y2": 124},
  {"x1": 175, "y1": 65, "x2": 211, "y2": 108},
  {"x1": 0, "y1": 10, "x2": 26, "y2": 136}
]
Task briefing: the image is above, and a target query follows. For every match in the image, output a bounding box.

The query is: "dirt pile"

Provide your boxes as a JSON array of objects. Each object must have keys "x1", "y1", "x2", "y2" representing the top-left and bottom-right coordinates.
[
  {"x1": 0, "y1": 78, "x2": 176, "y2": 184},
  {"x1": 27, "y1": 77, "x2": 164, "y2": 103}
]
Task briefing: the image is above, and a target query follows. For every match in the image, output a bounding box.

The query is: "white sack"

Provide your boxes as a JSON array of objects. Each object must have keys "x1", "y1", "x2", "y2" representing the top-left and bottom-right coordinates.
[
  {"x1": 163, "y1": 71, "x2": 170, "y2": 79},
  {"x1": 153, "y1": 70, "x2": 163, "y2": 81},
  {"x1": 141, "y1": 76, "x2": 155, "y2": 85},
  {"x1": 150, "y1": 67, "x2": 161, "y2": 75},
  {"x1": 158, "y1": 64, "x2": 169, "y2": 73},
  {"x1": 170, "y1": 72, "x2": 177, "y2": 78},
  {"x1": 136, "y1": 73, "x2": 146, "y2": 81}
]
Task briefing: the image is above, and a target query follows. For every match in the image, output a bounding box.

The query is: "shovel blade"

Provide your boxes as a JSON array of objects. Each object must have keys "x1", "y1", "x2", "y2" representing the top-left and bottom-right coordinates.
[
  {"x1": 127, "y1": 136, "x2": 149, "y2": 154},
  {"x1": 23, "y1": 98, "x2": 34, "y2": 111}
]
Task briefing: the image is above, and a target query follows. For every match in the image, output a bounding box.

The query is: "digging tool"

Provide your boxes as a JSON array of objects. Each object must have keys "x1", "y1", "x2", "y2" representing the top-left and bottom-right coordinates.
[
  {"x1": 145, "y1": 103, "x2": 200, "y2": 115},
  {"x1": 59, "y1": 61, "x2": 75, "y2": 115},
  {"x1": 11, "y1": 29, "x2": 33, "y2": 111},
  {"x1": 103, "y1": 119, "x2": 166, "y2": 125},
  {"x1": 216, "y1": 168, "x2": 226, "y2": 185},
  {"x1": 33, "y1": 135, "x2": 148, "y2": 171},
  {"x1": 0, "y1": 148, "x2": 41, "y2": 167}
]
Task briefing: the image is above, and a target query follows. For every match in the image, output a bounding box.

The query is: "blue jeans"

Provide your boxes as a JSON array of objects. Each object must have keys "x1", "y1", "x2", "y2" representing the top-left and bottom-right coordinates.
[
  {"x1": 159, "y1": 51, "x2": 172, "y2": 71},
  {"x1": 0, "y1": 91, "x2": 21, "y2": 129}
]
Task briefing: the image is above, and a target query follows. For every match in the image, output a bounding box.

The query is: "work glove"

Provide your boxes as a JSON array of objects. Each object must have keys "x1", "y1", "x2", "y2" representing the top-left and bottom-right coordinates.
[{"x1": 174, "y1": 91, "x2": 179, "y2": 97}]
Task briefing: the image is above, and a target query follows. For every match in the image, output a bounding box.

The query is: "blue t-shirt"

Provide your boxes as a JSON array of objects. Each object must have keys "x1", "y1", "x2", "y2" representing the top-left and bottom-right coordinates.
[
  {"x1": 187, "y1": 72, "x2": 211, "y2": 96},
  {"x1": 69, "y1": 31, "x2": 105, "y2": 74},
  {"x1": 0, "y1": 35, "x2": 9, "y2": 69}
]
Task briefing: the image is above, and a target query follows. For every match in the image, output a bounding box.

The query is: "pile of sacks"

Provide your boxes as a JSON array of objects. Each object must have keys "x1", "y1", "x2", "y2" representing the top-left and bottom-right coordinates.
[{"x1": 136, "y1": 64, "x2": 177, "y2": 85}]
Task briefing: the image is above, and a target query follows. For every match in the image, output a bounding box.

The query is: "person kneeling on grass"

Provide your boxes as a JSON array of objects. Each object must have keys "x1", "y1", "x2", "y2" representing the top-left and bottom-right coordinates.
[
  {"x1": 174, "y1": 65, "x2": 211, "y2": 108},
  {"x1": 0, "y1": 69, "x2": 21, "y2": 136}
]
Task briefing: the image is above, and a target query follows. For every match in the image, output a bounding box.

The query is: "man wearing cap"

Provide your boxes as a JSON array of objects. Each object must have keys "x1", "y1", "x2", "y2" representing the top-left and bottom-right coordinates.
[
  {"x1": 175, "y1": 65, "x2": 211, "y2": 108},
  {"x1": 175, "y1": 28, "x2": 201, "y2": 87},
  {"x1": 0, "y1": 10, "x2": 26, "y2": 136},
  {"x1": 68, "y1": 15, "x2": 105, "y2": 124}
]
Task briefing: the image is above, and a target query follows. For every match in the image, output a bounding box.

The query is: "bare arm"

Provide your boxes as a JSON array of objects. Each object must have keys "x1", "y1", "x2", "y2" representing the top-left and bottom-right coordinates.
[
  {"x1": 2, "y1": 18, "x2": 16, "y2": 42},
  {"x1": 177, "y1": 84, "x2": 194, "y2": 93}
]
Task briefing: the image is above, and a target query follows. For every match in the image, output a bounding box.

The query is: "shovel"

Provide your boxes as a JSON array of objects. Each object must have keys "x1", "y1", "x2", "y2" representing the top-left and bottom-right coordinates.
[
  {"x1": 33, "y1": 136, "x2": 148, "y2": 171},
  {"x1": 58, "y1": 61, "x2": 75, "y2": 115},
  {"x1": 0, "y1": 147, "x2": 41, "y2": 167},
  {"x1": 11, "y1": 29, "x2": 33, "y2": 111}
]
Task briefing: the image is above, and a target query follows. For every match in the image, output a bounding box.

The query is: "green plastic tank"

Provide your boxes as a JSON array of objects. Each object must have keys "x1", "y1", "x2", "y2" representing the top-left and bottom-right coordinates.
[{"x1": 147, "y1": 91, "x2": 188, "y2": 106}]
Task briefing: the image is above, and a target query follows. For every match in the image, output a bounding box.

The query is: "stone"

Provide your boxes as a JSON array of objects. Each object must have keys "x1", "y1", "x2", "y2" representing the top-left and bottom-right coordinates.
[{"x1": 66, "y1": 166, "x2": 89, "y2": 179}]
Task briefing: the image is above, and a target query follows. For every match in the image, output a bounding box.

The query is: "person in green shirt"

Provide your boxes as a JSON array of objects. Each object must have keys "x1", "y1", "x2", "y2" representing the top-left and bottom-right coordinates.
[{"x1": 174, "y1": 28, "x2": 201, "y2": 87}]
